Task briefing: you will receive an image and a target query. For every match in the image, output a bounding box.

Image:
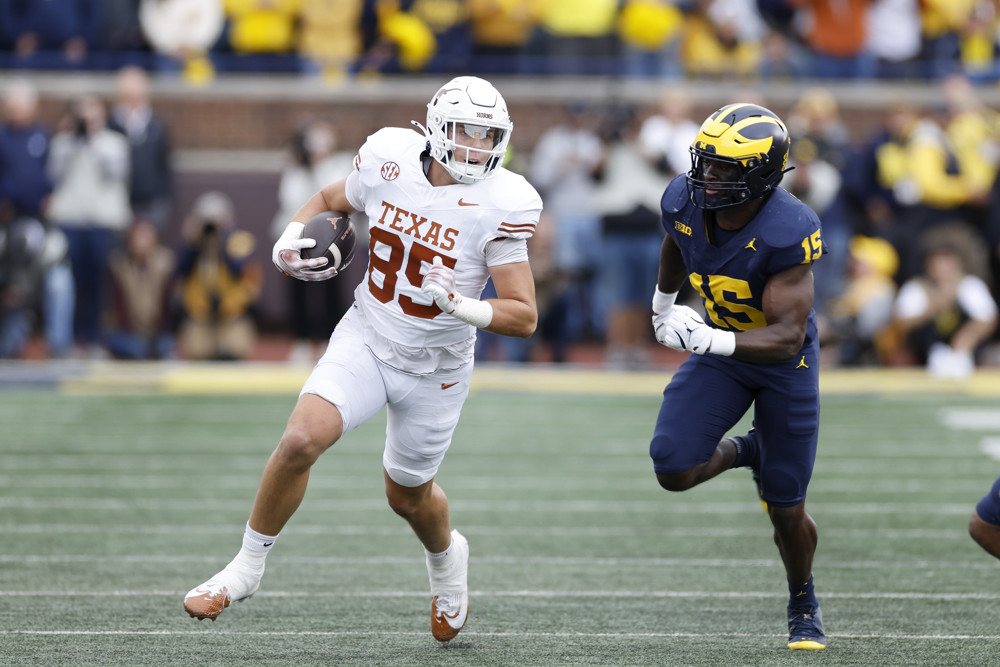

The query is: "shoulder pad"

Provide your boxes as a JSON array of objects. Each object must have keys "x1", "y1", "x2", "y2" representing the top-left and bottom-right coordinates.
[
  {"x1": 489, "y1": 169, "x2": 542, "y2": 239},
  {"x1": 490, "y1": 169, "x2": 543, "y2": 211},
  {"x1": 660, "y1": 175, "x2": 689, "y2": 214},
  {"x1": 356, "y1": 127, "x2": 426, "y2": 168},
  {"x1": 758, "y1": 190, "x2": 821, "y2": 249}
]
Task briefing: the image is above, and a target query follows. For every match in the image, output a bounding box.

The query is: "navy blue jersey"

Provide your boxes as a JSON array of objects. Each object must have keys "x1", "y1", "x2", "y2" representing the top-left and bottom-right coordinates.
[
  {"x1": 660, "y1": 175, "x2": 823, "y2": 349},
  {"x1": 652, "y1": 177, "x2": 823, "y2": 504}
]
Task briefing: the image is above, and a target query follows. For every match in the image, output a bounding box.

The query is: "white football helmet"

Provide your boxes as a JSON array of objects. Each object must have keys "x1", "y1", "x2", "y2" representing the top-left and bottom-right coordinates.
[{"x1": 420, "y1": 76, "x2": 513, "y2": 184}]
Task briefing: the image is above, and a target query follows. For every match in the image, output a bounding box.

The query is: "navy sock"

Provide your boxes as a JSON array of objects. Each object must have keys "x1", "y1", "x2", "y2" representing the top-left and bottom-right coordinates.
[
  {"x1": 731, "y1": 430, "x2": 760, "y2": 469},
  {"x1": 788, "y1": 574, "x2": 817, "y2": 608}
]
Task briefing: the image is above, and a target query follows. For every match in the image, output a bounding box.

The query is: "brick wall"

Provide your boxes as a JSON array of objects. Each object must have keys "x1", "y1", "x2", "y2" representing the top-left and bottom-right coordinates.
[
  {"x1": 31, "y1": 75, "x2": 926, "y2": 153},
  {"x1": 18, "y1": 73, "x2": 982, "y2": 331}
]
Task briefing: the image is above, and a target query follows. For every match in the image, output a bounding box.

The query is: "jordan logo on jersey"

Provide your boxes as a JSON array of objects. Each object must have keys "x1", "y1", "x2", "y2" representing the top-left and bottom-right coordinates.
[
  {"x1": 377, "y1": 200, "x2": 459, "y2": 251},
  {"x1": 745, "y1": 238, "x2": 758, "y2": 252},
  {"x1": 796, "y1": 356, "x2": 809, "y2": 369}
]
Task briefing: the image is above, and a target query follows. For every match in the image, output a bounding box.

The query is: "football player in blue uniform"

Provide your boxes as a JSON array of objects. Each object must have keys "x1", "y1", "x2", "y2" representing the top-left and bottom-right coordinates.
[
  {"x1": 970, "y1": 476, "x2": 1000, "y2": 560},
  {"x1": 649, "y1": 103, "x2": 826, "y2": 649}
]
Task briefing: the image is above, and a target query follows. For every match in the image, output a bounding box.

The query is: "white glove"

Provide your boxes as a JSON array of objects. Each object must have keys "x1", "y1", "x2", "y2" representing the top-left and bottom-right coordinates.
[
  {"x1": 272, "y1": 221, "x2": 339, "y2": 282},
  {"x1": 421, "y1": 255, "x2": 459, "y2": 313},
  {"x1": 651, "y1": 286, "x2": 678, "y2": 341},
  {"x1": 421, "y1": 256, "x2": 493, "y2": 328},
  {"x1": 653, "y1": 304, "x2": 736, "y2": 356}
]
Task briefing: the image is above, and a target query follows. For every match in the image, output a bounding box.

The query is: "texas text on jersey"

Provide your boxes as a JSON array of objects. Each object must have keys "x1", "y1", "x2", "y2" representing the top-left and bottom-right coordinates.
[{"x1": 345, "y1": 127, "x2": 542, "y2": 351}]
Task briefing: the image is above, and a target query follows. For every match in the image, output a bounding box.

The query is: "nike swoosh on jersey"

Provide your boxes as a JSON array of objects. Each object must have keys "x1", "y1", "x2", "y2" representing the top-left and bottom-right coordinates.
[
  {"x1": 457, "y1": 199, "x2": 478, "y2": 206},
  {"x1": 441, "y1": 382, "x2": 460, "y2": 390}
]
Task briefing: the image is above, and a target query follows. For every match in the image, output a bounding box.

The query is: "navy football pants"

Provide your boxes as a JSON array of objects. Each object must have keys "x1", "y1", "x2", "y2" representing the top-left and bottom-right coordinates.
[{"x1": 650, "y1": 341, "x2": 820, "y2": 507}]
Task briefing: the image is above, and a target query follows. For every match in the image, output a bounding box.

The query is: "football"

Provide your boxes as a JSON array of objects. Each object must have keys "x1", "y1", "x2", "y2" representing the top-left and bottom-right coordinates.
[{"x1": 299, "y1": 211, "x2": 356, "y2": 272}]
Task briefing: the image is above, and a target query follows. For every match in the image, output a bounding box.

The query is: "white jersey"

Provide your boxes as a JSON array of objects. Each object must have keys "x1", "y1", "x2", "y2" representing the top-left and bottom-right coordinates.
[{"x1": 344, "y1": 127, "x2": 542, "y2": 371}]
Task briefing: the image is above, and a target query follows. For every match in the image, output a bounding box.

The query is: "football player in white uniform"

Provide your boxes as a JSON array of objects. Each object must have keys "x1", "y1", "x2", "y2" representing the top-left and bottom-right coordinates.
[{"x1": 184, "y1": 76, "x2": 542, "y2": 642}]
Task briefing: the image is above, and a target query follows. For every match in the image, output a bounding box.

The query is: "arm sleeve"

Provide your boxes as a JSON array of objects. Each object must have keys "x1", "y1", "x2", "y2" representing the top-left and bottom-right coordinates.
[
  {"x1": 763, "y1": 209, "x2": 823, "y2": 276},
  {"x1": 493, "y1": 177, "x2": 542, "y2": 241},
  {"x1": 344, "y1": 169, "x2": 365, "y2": 213},
  {"x1": 484, "y1": 237, "x2": 529, "y2": 267},
  {"x1": 344, "y1": 138, "x2": 375, "y2": 213},
  {"x1": 765, "y1": 242, "x2": 814, "y2": 275}
]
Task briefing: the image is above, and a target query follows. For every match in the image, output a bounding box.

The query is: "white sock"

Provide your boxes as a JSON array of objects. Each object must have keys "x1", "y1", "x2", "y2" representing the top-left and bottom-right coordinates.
[
  {"x1": 425, "y1": 537, "x2": 455, "y2": 564},
  {"x1": 243, "y1": 522, "x2": 278, "y2": 552},
  {"x1": 232, "y1": 522, "x2": 278, "y2": 571}
]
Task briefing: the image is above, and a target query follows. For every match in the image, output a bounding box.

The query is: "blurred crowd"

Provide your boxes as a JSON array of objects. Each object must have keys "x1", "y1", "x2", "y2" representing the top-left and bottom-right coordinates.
[
  {"x1": 504, "y1": 75, "x2": 1000, "y2": 376},
  {"x1": 3, "y1": 62, "x2": 1000, "y2": 375},
  {"x1": 2, "y1": 0, "x2": 1000, "y2": 82},
  {"x1": 0, "y1": 67, "x2": 264, "y2": 361},
  {"x1": 0, "y1": 65, "x2": 376, "y2": 363}
]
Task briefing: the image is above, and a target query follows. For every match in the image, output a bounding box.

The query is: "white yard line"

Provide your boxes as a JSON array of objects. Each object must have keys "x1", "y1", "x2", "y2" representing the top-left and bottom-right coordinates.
[
  {"x1": 0, "y1": 524, "x2": 969, "y2": 539},
  {"x1": 0, "y1": 496, "x2": 982, "y2": 514},
  {"x1": 0, "y1": 475, "x2": 990, "y2": 494},
  {"x1": 2, "y1": 629, "x2": 999, "y2": 641},
  {"x1": 979, "y1": 438, "x2": 1000, "y2": 461},
  {"x1": 1, "y1": 589, "x2": 998, "y2": 600},
  {"x1": 1, "y1": 554, "x2": 996, "y2": 569},
  {"x1": 939, "y1": 408, "x2": 1000, "y2": 430}
]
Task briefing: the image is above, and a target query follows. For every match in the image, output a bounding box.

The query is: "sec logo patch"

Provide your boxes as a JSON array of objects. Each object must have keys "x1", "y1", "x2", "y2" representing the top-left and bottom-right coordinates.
[{"x1": 381, "y1": 161, "x2": 400, "y2": 181}]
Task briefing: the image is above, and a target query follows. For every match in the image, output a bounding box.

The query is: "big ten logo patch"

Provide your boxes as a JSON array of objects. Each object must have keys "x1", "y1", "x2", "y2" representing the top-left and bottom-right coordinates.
[{"x1": 381, "y1": 161, "x2": 400, "y2": 181}]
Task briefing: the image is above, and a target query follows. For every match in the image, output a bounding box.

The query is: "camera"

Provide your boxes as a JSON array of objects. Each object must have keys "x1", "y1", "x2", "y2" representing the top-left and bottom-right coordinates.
[{"x1": 200, "y1": 221, "x2": 219, "y2": 239}]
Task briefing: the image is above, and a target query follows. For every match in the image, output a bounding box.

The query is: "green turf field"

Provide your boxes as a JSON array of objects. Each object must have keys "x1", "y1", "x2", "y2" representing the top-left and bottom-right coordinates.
[{"x1": 2, "y1": 370, "x2": 1000, "y2": 666}]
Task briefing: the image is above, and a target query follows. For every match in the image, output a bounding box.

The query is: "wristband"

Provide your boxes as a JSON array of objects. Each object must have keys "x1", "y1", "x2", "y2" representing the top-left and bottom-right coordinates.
[
  {"x1": 708, "y1": 329, "x2": 736, "y2": 357},
  {"x1": 652, "y1": 287, "x2": 678, "y2": 315},
  {"x1": 451, "y1": 297, "x2": 494, "y2": 328}
]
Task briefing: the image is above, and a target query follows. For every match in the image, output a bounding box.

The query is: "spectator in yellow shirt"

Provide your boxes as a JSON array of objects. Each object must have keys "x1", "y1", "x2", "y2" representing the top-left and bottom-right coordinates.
[
  {"x1": 224, "y1": 0, "x2": 301, "y2": 54},
  {"x1": 467, "y1": 0, "x2": 541, "y2": 73},
  {"x1": 536, "y1": 0, "x2": 619, "y2": 74}
]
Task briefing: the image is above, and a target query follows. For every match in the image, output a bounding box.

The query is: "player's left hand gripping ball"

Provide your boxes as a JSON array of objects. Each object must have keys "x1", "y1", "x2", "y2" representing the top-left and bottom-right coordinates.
[
  {"x1": 654, "y1": 305, "x2": 735, "y2": 356},
  {"x1": 421, "y1": 256, "x2": 460, "y2": 314},
  {"x1": 272, "y1": 221, "x2": 337, "y2": 281},
  {"x1": 272, "y1": 211, "x2": 355, "y2": 282}
]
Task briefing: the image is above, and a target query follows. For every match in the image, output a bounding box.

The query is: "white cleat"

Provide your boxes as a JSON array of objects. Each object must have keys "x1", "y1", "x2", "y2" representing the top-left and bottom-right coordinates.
[
  {"x1": 427, "y1": 530, "x2": 469, "y2": 641},
  {"x1": 183, "y1": 562, "x2": 263, "y2": 621}
]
